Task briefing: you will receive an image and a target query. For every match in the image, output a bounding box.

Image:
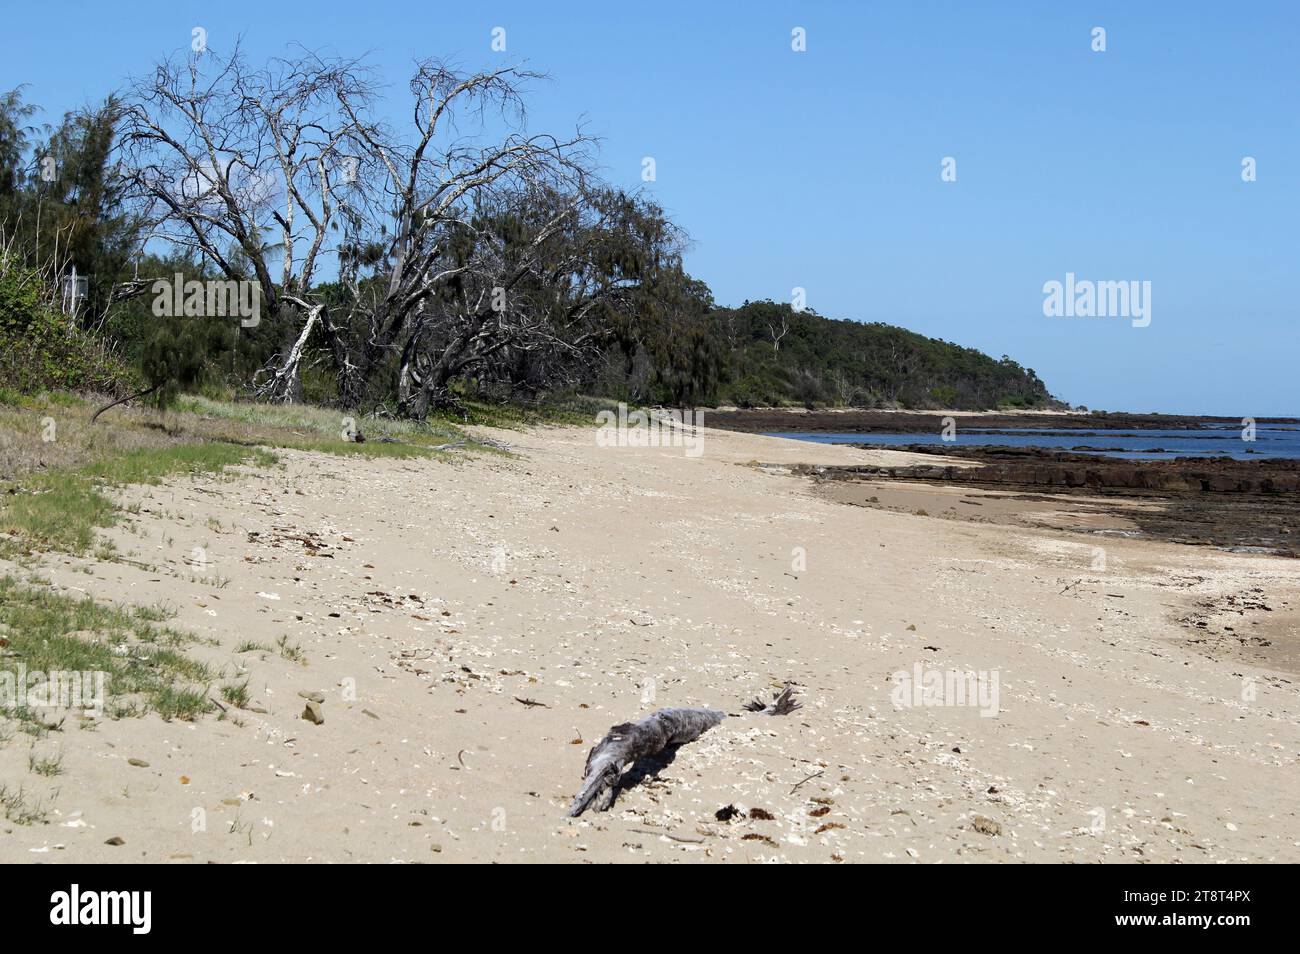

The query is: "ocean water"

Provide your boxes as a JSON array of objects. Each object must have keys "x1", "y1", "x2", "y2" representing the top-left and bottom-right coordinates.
[{"x1": 765, "y1": 427, "x2": 1300, "y2": 461}]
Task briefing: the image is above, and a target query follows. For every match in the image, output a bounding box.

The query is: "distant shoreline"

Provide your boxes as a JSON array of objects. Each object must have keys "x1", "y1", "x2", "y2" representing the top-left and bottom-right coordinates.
[{"x1": 704, "y1": 408, "x2": 1300, "y2": 434}]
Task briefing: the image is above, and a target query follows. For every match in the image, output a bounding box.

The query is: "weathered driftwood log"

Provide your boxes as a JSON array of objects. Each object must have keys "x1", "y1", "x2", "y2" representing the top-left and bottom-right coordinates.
[
  {"x1": 566, "y1": 707, "x2": 726, "y2": 817},
  {"x1": 743, "y1": 683, "x2": 801, "y2": 716}
]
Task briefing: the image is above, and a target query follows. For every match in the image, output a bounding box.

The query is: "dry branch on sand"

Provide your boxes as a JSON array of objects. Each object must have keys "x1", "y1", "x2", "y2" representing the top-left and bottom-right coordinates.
[
  {"x1": 565, "y1": 684, "x2": 802, "y2": 817},
  {"x1": 566, "y1": 707, "x2": 726, "y2": 817}
]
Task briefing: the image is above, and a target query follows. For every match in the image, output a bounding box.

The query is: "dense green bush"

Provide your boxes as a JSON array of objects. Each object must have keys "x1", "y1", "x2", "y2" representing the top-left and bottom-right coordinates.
[
  {"x1": 0, "y1": 258, "x2": 138, "y2": 397},
  {"x1": 0, "y1": 255, "x2": 42, "y2": 336},
  {"x1": 698, "y1": 301, "x2": 1058, "y2": 410}
]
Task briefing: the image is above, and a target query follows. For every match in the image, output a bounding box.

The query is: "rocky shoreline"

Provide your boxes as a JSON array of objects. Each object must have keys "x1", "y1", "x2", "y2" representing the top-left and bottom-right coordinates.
[
  {"x1": 801, "y1": 445, "x2": 1300, "y2": 556},
  {"x1": 706, "y1": 408, "x2": 1300, "y2": 434},
  {"x1": 830, "y1": 444, "x2": 1300, "y2": 493}
]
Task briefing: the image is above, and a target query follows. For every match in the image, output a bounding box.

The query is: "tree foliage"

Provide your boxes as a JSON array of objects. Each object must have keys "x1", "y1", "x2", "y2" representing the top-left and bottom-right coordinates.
[
  {"x1": 691, "y1": 301, "x2": 1054, "y2": 409},
  {"x1": 2, "y1": 53, "x2": 1058, "y2": 416}
]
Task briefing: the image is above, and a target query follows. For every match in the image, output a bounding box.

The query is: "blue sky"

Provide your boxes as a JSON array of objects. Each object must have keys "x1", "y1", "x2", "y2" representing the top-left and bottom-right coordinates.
[{"x1": 5, "y1": 1, "x2": 1297, "y2": 414}]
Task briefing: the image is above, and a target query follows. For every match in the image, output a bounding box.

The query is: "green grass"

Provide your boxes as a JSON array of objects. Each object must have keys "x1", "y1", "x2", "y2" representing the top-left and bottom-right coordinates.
[
  {"x1": 176, "y1": 390, "x2": 604, "y2": 436},
  {"x1": 0, "y1": 783, "x2": 53, "y2": 825},
  {"x1": 2, "y1": 471, "x2": 117, "y2": 555},
  {"x1": 176, "y1": 389, "x2": 609, "y2": 437},
  {"x1": 133, "y1": 601, "x2": 177, "y2": 623},
  {"x1": 275, "y1": 635, "x2": 306, "y2": 665},
  {"x1": 81, "y1": 442, "x2": 276, "y2": 486},
  {"x1": 0, "y1": 391, "x2": 461, "y2": 561},
  {"x1": 171, "y1": 395, "x2": 486, "y2": 460},
  {"x1": 0, "y1": 387, "x2": 87, "y2": 411},
  {"x1": 28, "y1": 750, "x2": 63, "y2": 777},
  {"x1": 148, "y1": 685, "x2": 210, "y2": 722},
  {"x1": 0, "y1": 576, "x2": 213, "y2": 724},
  {"x1": 220, "y1": 680, "x2": 251, "y2": 709},
  {"x1": 0, "y1": 390, "x2": 564, "y2": 565},
  {"x1": 176, "y1": 394, "x2": 463, "y2": 445},
  {"x1": 447, "y1": 394, "x2": 617, "y2": 430},
  {"x1": 1, "y1": 442, "x2": 276, "y2": 557}
]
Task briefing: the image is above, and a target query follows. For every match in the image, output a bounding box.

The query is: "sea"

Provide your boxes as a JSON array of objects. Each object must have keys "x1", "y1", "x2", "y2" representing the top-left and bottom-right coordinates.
[{"x1": 764, "y1": 426, "x2": 1300, "y2": 461}]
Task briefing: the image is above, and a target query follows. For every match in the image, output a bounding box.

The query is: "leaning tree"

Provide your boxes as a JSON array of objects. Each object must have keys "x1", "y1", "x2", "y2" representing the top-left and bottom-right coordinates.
[
  {"x1": 116, "y1": 44, "x2": 670, "y2": 416},
  {"x1": 117, "y1": 44, "x2": 379, "y2": 401},
  {"x1": 388, "y1": 182, "x2": 689, "y2": 416}
]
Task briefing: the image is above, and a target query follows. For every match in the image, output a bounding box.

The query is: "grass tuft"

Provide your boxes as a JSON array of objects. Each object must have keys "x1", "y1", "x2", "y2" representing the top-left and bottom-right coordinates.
[
  {"x1": 220, "y1": 680, "x2": 251, "y2": 709},
  {"x1": 0, "y1": 783, "x2": 53, "y2": 825},
  {"x1": 0, "y1": 442, "x2": 275, "y2": 558},
  {"x1": 27, "y1": 750, "x2": 63, "y2": 777},
  {"x1": 0, "y1": 576, "x2": 212, "y2": 723},
  {"x1": 275, "y1": 635, "x2": 306, "y2": 665}
]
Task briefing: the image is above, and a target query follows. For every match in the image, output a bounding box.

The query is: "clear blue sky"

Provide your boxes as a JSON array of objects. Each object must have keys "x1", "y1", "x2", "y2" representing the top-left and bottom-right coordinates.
[{"x1": 6, "y1": 1, "x2": 1297, "y2": 414}]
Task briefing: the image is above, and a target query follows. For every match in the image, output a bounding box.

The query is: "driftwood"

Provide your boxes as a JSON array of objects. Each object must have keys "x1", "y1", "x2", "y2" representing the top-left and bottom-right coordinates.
[{"x1": 566, "y1": 707, "x2": 725, "y2": 817}]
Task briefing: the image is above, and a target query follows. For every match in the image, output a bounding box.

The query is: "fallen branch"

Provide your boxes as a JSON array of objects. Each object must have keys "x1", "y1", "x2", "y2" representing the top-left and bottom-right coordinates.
[
  {"x1": 789, "y1": 769, "x2": 825, "y2": 794},
  {"x1": 91, "y1": 383, "x2": 161, "y2": 424},
  {"x1": 566, "y1": 707, "x2": 725, "y2": 817}
]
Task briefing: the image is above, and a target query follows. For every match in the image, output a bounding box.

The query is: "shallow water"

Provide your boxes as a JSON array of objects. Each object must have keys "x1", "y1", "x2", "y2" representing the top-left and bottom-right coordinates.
[{"x1": 765, "y1": 427, "x2": 1300, "y2": 461}]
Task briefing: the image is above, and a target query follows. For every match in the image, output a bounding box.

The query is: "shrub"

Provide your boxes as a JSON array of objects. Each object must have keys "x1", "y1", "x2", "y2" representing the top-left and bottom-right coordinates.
[{"x1": 0, "y1": 256, "x2": 138, "y2": 397}]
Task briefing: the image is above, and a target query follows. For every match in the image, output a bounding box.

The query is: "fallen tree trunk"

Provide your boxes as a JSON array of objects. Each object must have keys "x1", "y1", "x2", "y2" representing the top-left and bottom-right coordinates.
[
  {"x1": 254, "y1": 301, "x2": 323, "y2": 403},
  {"x1": 566, "y1": 707, "x2": 725, "y2": 817}
]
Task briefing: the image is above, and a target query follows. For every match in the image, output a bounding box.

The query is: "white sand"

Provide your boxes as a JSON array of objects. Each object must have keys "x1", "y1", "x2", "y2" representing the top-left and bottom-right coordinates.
[{"x1": 2, "y1": 424, "x2": 1297, "y2": 863}]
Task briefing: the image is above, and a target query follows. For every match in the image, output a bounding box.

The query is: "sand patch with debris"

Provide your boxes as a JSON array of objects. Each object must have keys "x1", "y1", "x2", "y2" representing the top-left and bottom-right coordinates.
[{"x1": 2, "y1": 425, "x2": 1298, "y2": 862}]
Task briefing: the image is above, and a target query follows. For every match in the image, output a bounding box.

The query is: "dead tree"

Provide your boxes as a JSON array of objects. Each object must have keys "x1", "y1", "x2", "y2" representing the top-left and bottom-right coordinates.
[
  {"x1": 118, "y1": 46, "x2": 680, "y2": 416},
  {"x1": 394, "y1": 185, "x2": 678, "y2": 417},
  {"x1": 118, "y1": 44, "x2": 373, "y2": 401},
  {"x1": 328, "y1": 60, "x2": 599, "y2": 411},
  {"x1": 768, "y1": 309, "x2": 789, "y2": 351}
]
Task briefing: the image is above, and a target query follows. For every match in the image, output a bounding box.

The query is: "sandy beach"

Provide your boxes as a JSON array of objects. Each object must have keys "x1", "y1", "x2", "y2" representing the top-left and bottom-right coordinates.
[{"x1": 2, "y1": 423, "x2": 1297, "y2": 863}]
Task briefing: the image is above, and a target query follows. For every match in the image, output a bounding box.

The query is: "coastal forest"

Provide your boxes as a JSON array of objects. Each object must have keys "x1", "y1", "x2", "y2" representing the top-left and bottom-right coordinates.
[{"x1": 0, "y1": 50, "x2": 1056, "y2": 417}]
